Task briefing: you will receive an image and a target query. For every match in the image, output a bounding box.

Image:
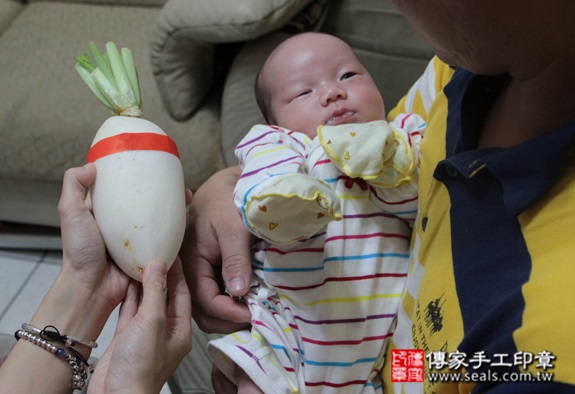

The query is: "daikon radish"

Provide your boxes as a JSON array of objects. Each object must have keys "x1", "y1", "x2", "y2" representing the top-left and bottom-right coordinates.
[{"x1": 75, "y1": 41, "x2": 186, "y2": 281}]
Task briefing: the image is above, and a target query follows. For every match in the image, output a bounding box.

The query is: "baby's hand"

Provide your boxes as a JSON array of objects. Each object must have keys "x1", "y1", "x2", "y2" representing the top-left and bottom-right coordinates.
[
  {"x1": 245, "y1": 173, "x2": 341, "y2": 245},
  {"x1": 318, "y1": 120, "x2": 417, "y2": 188}
]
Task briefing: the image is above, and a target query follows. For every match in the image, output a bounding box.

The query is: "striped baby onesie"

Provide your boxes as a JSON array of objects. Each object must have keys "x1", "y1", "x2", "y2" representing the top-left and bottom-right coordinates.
[{"x1": 209, "y1": 116, "x2": 425, "y2": 393}]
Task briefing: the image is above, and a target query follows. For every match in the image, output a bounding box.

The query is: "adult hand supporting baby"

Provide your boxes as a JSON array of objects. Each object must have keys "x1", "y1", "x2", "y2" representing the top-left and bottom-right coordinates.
[{"x1": 180, "y1": 165, "x2": 252, "y2": 333}]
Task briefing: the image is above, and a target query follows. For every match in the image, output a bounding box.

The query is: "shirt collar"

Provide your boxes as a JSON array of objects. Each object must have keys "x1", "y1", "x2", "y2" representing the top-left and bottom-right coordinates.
[{"x1": 487, "y1": 124, "x2": 575, "y2": 216}]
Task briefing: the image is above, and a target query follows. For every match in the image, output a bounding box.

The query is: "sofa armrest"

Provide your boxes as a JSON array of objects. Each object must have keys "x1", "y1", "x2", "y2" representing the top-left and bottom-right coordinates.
[{"x1": 150, "y1": 0, "x2": 311, "y2": 121}]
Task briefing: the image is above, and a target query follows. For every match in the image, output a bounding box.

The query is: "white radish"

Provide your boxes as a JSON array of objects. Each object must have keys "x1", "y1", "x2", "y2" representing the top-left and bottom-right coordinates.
[
  {"x1": 75, "y1": 42, "x2": 186, "y2": 281},
  {"x1": 88, "y1": 116, "x2": 185, "y2": 280}
]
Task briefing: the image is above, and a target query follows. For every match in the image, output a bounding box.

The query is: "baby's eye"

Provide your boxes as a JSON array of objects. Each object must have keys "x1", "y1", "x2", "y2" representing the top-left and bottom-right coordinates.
[
  {"x1": 341, "y1": 72, "x2": 357, "y2": 80},
  {"x1": 293, "y1": 90, "x2": 311, "y2": 99},
  {"x1": 288, "y1": 90, "x2": 311, "y2": 103}
]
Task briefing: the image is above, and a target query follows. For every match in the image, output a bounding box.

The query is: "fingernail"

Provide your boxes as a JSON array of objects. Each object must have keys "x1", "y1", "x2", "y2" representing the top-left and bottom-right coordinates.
[
  {"x1": 149, "y1": 260, "x2": 167, "y2": 275},
  {"x1": 227, "y1": 277, "x2": 247, "y2": 293}
]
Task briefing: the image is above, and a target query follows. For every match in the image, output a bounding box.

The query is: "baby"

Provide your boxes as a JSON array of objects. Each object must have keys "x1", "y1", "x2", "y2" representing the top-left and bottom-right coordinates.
[{"x1": 208, "y1": 32, "x2": 425, "y2": 393}]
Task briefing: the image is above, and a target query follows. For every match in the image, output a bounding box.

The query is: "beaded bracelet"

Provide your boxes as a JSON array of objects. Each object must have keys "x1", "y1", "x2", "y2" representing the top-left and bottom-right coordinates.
[
  {"x1": 21, "y1": 323, "x2": 98, "y2": 349},
  {"x1": 14, "y1": 329, "x2": 94, "y2": 390}
]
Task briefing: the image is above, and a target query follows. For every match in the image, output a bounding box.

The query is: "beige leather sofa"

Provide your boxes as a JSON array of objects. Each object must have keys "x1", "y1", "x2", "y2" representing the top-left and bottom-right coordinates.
[
  {"x1": 0, "y1": 0, "x2": 432, "y2": 232},
  {"x1": 0, "y1": 0, "x2": 220, "y2": 227}
]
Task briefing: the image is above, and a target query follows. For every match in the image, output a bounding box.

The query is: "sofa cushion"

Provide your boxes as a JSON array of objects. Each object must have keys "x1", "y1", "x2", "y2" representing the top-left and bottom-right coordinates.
[
  {"x1": 323, "y1": 0, "x2": 434, "y2": 110},
  {"x1": 284, "y1": 0, "x2": 333, "y2": 33},
  {"x1": 0, "y1": 0, "x2": 24, "y2": 36},
  {"x1": 220, "y1": 33, "x2": 290, "y2": 166},
  {"x1": 150, "y1": 0, "x2": 313, "y2": 122},
  {"x1": 324, "y1": 0, "x2": 433, "y2": 58},
  {"x1": 154, "y1": 0, "x2": 313, "y2": 44},
  {"x1": 0, "y1": 1, "x2": 224, "y2": 193},
  {"x1": 28, "y1": 0, "x2": 166, "y2": 7}
]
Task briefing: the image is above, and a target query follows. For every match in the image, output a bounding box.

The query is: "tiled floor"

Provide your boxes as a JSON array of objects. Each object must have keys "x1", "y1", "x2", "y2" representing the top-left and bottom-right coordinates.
[{"x1": 0, "y1": 243, "x2": 172, "y2": 393}]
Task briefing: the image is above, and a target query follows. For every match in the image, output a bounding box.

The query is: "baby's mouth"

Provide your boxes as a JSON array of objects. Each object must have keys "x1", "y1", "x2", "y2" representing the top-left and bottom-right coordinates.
[{"x1": 326, "y1": 110, "x2": 354, "y2": 126}]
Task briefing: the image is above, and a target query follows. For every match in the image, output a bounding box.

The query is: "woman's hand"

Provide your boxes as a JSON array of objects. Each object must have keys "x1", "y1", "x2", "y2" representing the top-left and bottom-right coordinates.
[
  {"x1": 25, "y1": 163, "x2": 132, "y2": 346},
  {"x1": 88, "y1": 258, "x2": 192, "y2": 394},
  {"x1": 56, "y1": 163, "x2": 192, "y2": 317},
  {"x1": 57, "y1": 163, "x2": 131, "y2": 309},
  {"x1": 0, "y1": 164, "x2": 131, "y2": 392},
  {"x1": 180, "y1": 166, "x2": 253, "y2": 333}
]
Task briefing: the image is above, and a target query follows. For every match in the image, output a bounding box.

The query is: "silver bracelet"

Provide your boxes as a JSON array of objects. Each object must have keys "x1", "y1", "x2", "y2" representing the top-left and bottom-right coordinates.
[
  {"x1": 21, "y1": 323, "x2": 98, "y2": 348},
  {"x1": 15, "y1": 329, "x2": 94, "y2": 391}
]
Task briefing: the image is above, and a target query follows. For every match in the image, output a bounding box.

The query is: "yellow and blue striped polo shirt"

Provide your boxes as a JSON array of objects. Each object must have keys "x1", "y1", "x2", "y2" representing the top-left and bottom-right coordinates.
[{"x1": 383, "y1": 57, "x2": 575, "y2": 393}]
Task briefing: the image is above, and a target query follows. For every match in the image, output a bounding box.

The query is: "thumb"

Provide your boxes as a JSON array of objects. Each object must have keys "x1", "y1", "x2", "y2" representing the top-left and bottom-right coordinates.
[
  {"x1": 222, "y1": 254, "x2": 252, "y2": 297},
  {"x1": 141, "y1": 261, "x2": 168, "y2": 321},
  {"x1": 58, "y1": 163, "x2": 96, "y2": 224},
  {"x1": 217, "y1": 216, "x2": 254, "y2": 297}
]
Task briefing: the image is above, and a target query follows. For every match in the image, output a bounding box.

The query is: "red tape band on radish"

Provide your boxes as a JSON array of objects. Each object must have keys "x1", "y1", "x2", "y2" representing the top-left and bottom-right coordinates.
[{"x1": 87, "y1": 133, "x2": 180, "y2": 163}]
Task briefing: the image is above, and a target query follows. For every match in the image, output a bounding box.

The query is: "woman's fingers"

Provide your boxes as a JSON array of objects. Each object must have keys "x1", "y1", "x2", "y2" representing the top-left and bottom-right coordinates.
[
  {"x1": 141, "y1": 261, "x2": 169, "y2": 330},
  {"x1": 165, "y1": 258, "x2": 193, "y2": 354},
  {"x1": 114, "y1": 279, "x2": 140, "y2": 335},
  {"x1": 58, "y1": 163, "x2": 96, "y2": 225}
]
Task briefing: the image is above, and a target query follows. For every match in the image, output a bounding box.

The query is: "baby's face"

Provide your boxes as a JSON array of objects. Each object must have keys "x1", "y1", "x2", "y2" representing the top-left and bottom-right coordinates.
[{"x1": 262, "y1": 33, "x2": 385, "y2": 138}]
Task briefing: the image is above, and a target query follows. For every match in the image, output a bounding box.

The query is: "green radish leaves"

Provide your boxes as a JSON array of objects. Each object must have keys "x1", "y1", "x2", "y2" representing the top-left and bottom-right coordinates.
[{"x1": 75, "y1": 42, "x2": 142, "y2": 117}]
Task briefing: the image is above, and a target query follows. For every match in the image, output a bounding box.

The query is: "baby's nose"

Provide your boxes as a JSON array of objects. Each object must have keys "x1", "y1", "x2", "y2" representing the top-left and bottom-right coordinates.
[{"x1": 320, "y1": 85, "x2": 347, "y2": 105}]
